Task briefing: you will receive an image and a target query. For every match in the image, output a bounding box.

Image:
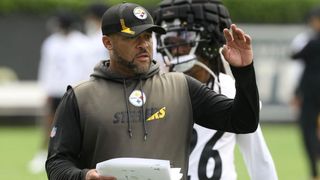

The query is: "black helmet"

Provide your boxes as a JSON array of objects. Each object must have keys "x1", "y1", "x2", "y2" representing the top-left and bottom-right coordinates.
[{"x1": 154, "y1": 0, "x2": 231, "y2": 72}]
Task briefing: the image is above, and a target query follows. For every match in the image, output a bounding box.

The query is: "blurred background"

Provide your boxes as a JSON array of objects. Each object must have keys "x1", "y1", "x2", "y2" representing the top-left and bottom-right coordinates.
[{"x1": 0, "y1": 0, "x2": 319, "y2": 179}]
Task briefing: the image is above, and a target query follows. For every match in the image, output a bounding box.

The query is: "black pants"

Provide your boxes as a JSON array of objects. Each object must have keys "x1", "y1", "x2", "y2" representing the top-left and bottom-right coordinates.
[{"x1": 299, "y1": 94, "x2": 320, "y2": 177}]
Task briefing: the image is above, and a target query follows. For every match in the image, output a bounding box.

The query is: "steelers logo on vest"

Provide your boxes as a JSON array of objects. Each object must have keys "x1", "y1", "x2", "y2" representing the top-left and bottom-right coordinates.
[
  {"x1": 133, "y1": 7, "x2": 147, "y2": 20},
  {"x1": 129, "y1": 90, "x2": 146, "y2": 107}
]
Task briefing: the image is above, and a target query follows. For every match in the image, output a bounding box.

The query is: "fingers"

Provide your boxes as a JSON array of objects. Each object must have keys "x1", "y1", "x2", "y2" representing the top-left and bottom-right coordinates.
[
  {"x1": 231, "y1": 24, "x2": 246, "y2": 42},
  {"x1": 102, "y1": 177, "x2": 117, "y2": 180},
  {"x1": 223, "y1": 28, "x2": 233, "y2": 43},
  {"x1": 224, "y1": 24, "x2": 247, "y2": 43},
  {"x1": 244, "y1": 34, "x2": 252, "y2": 46},
  {"x1": 85, "y1": 169, "x2": 116, "y2": 180},
  {"x1": 86, "y1": 169, "x2": 100, "y2": 180}
]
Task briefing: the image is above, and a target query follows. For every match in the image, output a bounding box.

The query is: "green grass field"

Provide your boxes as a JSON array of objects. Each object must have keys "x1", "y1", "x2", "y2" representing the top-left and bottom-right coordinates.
[
  {"x1": 0, "y1": 123, "x2": 313, "y2": 180},
  {"x1": 234, "y1": 123, "x2": 310, "y2": 180}
]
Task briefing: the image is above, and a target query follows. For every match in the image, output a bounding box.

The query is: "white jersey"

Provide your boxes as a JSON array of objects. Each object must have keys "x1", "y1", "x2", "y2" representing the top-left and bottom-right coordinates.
[
  {"x1": 188, "y1": 73, "x2": 278, "y2": 180},
  {"x1": 38, "y1": 31, "x2": 92, "y2": 97}
]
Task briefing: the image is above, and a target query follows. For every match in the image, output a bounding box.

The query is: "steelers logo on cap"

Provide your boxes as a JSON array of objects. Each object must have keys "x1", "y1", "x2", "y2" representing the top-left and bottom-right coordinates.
[{"x1": 133, "y1": 7, "x2": 147, "y2": 20}]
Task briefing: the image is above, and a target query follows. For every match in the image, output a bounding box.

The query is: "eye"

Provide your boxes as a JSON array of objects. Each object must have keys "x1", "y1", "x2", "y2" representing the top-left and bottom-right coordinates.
[
  {"x1": 145, "y1": 33, "x2": 152, "y2": 40},
  {"x1": 140, "y1": 32, "x2": 152, "y2": 40},
  {"x1": 124, "y1": 36, "x2": 137, "y2": 40}
]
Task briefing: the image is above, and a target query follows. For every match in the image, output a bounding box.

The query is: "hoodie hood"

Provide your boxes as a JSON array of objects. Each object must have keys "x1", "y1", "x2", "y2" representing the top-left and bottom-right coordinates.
[{"x1": 91, "y1": 60, "x2": 160, "y2": 82}]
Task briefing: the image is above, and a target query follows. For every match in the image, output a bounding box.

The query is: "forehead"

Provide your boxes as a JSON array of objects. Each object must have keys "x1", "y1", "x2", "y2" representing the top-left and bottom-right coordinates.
[
  {"x1": 137, "y1": 31, "x2": 152, "y2": 36},
  {"x1": 114, "y1": 31, "x2": 152, "y2": 39}
]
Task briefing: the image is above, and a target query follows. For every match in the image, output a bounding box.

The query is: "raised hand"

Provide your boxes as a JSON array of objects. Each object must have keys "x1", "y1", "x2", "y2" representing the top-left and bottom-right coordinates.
[{"x1": 222, "y1": 24, "x2": 253, "y2": 67}]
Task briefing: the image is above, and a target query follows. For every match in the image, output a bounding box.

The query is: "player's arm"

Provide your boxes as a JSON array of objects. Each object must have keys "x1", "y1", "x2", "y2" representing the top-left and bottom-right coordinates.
[
  {"x1": 46, "y1": 88, "x2": 88, "y2": 180},
  {"x1": 236, "y1": 125, "x2": 278, "y2": 180},
  {"x1": 187, "y1": 62, "x2": 259, "y2": 133}
]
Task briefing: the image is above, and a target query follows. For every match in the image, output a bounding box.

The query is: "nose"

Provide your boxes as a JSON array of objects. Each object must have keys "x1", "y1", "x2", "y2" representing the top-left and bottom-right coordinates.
[
  {"x1": 136, "y1": 35, "x2": 151, "y2": 49},
  {"x1": 137, "y1": 40, "x2": 148, "y2": 49}
]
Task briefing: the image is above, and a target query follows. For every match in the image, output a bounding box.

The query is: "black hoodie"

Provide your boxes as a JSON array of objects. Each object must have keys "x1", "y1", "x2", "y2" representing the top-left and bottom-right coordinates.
[{"x1": 46, "y1": 60, "x2": 259, "y2": 180}]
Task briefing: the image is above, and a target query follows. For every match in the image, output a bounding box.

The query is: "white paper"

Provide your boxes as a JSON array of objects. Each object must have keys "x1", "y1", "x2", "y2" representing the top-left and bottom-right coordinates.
[{"x1": 96, "y1": 157, "x2": 182, "y2": 180}]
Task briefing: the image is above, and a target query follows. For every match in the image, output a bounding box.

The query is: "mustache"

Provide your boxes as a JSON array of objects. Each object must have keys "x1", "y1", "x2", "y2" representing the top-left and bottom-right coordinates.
[
  {"x1": 129, "y1": 49, "x2": 151, "y2": 64},
  {"x1": 134, "y1": 48, "x2": 151, "y2": 58}
]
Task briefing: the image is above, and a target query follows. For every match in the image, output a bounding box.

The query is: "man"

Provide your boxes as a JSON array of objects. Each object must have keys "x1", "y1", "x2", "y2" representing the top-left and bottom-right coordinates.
[
  {"x1": 154, "y1": 0, "x2": 278, "y2": 179},
  {"x1": 45, "y1": 2, "x2": 259, "y2": 180},
  {"x1": 290, "y1": 6, "x2": 320, "y2": 180}
]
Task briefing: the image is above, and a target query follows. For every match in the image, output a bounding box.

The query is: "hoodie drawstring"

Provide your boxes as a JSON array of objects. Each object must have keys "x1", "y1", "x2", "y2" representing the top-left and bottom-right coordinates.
[
  {"x1": 139, "y1": 78, "x2": 148, "y2": 141},
  {"x1": 123, "y1": 78, "x2": 148, "y2": 140},
  {"x1": 123, "y1": 79, "x2": 133, "y2": 138}
]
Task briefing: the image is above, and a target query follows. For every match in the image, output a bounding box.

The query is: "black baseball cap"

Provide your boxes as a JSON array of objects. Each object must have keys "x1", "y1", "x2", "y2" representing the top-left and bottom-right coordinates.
[{"x1": 101, "y1": 2, "x2": 166, "y2": 37}]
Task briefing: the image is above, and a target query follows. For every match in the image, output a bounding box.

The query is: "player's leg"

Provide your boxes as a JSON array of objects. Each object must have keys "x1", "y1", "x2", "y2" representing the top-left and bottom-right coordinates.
[{"x1": 299, "y1": 99, "x2": 319, "y2": 179}]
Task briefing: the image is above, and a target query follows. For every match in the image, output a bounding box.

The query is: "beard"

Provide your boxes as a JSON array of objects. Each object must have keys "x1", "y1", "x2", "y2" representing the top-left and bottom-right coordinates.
[{"x1": 113, "y1": 48, "x2": 151, "y2": 75}]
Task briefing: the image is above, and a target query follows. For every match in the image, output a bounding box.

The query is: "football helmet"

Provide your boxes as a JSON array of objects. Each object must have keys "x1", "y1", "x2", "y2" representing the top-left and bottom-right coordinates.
[{"x1": 154, "y1": 0, "x2": 231, "y2": 73}]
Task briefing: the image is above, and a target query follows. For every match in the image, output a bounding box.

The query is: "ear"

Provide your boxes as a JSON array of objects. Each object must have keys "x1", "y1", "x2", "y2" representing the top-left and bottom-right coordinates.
[{"x1": 102, "y1": 35, "x2": 112, "y2": 50}]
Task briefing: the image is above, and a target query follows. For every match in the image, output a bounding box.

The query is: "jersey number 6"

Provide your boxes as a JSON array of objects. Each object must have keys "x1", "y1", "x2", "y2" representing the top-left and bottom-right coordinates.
[{"x1": 189, "y1": 129, "x2": 224, "y2": 180}]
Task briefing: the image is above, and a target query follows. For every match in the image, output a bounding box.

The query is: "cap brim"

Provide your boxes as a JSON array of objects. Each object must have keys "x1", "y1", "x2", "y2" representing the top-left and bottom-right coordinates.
[{"x1": 121, "y1": 24, "x2": 166, "y2": 37}]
